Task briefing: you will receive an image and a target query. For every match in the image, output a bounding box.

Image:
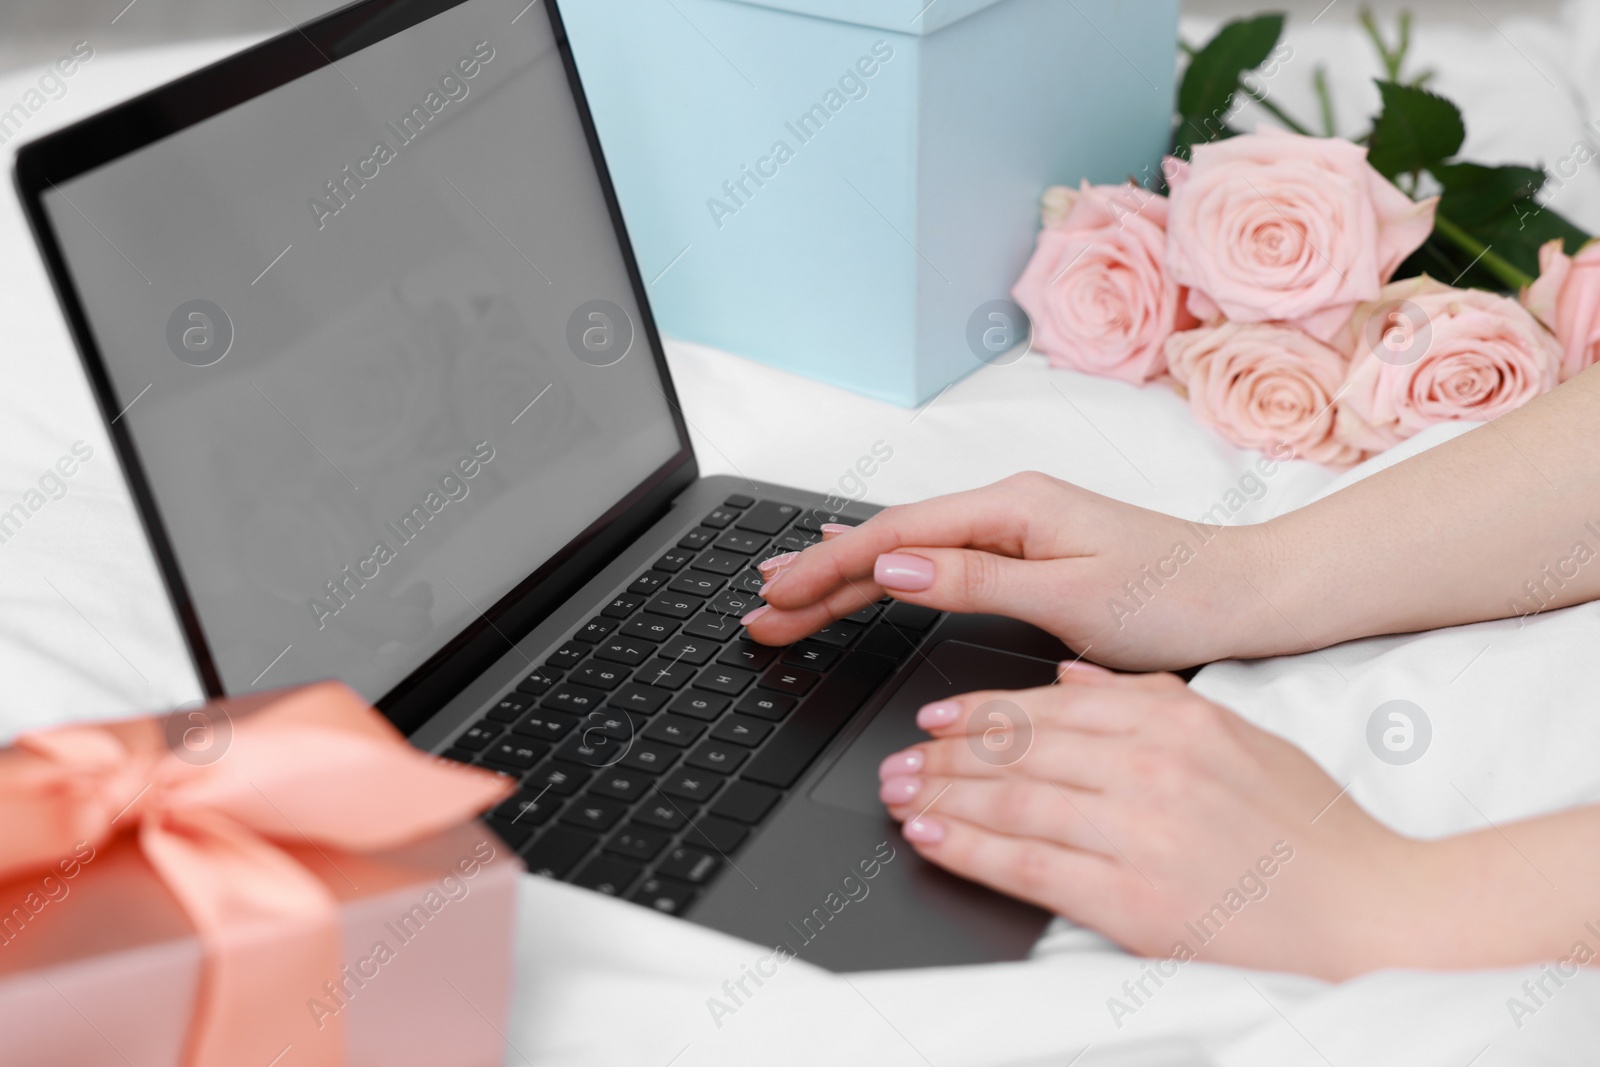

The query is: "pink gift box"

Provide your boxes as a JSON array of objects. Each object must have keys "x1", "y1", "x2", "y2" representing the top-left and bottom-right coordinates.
[{"x1": 0, "y1": 789, "x2": 518, "y2": 1066}]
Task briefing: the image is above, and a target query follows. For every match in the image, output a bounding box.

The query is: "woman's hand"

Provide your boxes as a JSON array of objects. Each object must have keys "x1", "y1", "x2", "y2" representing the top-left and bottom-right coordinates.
[
  {"x1": 744, "y1": 472, "x2": 1273, "y2": 671},
  {"x1": 877, "y1": 666, "x2": 1435, "y2": 980}
]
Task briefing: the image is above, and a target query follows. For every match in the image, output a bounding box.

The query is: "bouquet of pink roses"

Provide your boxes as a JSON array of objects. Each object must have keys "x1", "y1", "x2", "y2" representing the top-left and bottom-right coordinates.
[{"x1": 1013, "y1": 11, "x2": 1596, "y2": 468}]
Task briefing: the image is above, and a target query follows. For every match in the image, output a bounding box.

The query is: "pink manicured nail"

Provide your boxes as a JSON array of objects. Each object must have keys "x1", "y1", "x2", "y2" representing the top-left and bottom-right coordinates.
[
  {"x1": 757, "y1": 551, "x2": 798, "y2": 575},
  {"x1": 878, "y1": 748, "x2": 924, "y2": 779},
  {"x1": 903, "y1": 817, "x2": 945, "y2": 844},
  {"x1": 916, "y1": 701, "x2": 961, "y2": 730},
  {"x1": 879, "y1": 775, "x2": 921, "y2": 805},
  {"x1": 741, "y1": 605, "x2": 772, "y2": 626},
  {"x1": 820, "y1": 523, "x2": 854, "y2": 540},
  {"x1": 874, "y1": 553, "x2": 934, "y2": 592}
]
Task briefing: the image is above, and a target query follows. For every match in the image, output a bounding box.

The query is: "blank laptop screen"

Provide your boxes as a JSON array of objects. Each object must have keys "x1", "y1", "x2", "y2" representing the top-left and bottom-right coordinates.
[{"x1": 40, "y1": 0, "x2": 681, "y2": 701}]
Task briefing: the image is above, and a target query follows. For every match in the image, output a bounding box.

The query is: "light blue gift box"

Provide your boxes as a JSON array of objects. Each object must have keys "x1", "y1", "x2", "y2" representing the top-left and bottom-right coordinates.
[{"x1": 558, "y1": 0, "x2": 1177, "y2": 406}]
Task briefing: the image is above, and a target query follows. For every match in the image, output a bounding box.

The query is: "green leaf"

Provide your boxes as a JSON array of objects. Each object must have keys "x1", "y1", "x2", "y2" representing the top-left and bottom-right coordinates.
[
  {"x1": 1464, "y1": 199, "x2": 1590, "y2": 279},
  {"x1": 1431, "y1": 162, "x2": 1545, "y2": 226},
  {"x1": 1174, "y1": 14, "x2": 1284, "y2": 152},
  {"x1": 1366, "y1": 80, "x2": 1465, "y2": 179}
]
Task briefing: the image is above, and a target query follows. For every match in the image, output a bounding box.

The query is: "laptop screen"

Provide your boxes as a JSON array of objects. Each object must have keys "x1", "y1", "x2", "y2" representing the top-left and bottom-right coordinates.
[{"x1": 36, "y1": 0, "x2": 682, "y2": 702}]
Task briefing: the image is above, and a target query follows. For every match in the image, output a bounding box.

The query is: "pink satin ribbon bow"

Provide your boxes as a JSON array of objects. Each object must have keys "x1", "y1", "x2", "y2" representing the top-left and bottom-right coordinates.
[{"x1": 0, "y1": 682, "x2": 511, "y2": 1067}]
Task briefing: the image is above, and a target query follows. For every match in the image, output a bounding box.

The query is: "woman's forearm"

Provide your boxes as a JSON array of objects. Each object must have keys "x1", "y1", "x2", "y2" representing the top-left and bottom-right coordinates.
[{"x1": 1241, "y1": 366, "x2": 1600, "y2": 658}]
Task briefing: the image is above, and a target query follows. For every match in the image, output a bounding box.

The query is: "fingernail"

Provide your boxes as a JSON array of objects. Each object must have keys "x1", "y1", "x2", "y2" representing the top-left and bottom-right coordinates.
[
  {"x1": 878, "y1": 748, "x2": 923, "y2": 779},
  {"x1": 879, "y1": 775, "x2": 921, "y2": 805},
  {"x1": 820, "y1": 523, "x2": 854, "y2": 540},
  {"x1": 874, "y1": 553, "x2": 935, "y2": 592},
  {"x1": 916, "y1": 700, "x2": 961, "y2": 730},
  {"x1": 903, "y1": 817, "x2": 945, "y2": 844},
  {"x1": 757, "y1": 551, "x2": 798, "y2": 575},
  {"x1": 741, "y1": 605, "x2": 772, "y2": 626}
]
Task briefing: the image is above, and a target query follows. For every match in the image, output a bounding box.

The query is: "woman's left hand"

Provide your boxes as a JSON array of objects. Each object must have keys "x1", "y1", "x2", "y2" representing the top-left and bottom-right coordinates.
[{"x1": 877, "y1": 666, "x2": 1433, "y2": 980}]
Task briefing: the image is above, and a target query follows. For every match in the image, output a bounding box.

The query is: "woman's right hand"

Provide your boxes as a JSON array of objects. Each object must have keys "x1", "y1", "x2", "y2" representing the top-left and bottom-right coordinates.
[{"x1": 743, "y1": 472, "x2": 1274, "y2": 671}]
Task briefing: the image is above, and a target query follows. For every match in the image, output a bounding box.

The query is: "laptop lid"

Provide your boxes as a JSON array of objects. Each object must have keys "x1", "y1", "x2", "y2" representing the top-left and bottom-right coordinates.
[{"x1": 15, "y1": 0, "x2": 696, "y2": 733}]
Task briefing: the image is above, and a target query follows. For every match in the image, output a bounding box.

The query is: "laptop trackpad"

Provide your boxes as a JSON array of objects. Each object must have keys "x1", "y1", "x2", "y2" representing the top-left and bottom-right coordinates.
[{"x1": 809, "y1": 640, "x2": 1060, "y2": 817}]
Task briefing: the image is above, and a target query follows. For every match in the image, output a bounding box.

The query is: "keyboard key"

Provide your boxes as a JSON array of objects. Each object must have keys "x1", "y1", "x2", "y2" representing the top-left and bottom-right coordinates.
[
  {"x1": 484, "y1": 816, "x2": 534, "y2": 849},
  {"x1": 543, "y1": 683, "x2": 607, "y2": 714},
  {"x1": 593, "y1": 635, "x2": 655, "y2": 666},
  {"x1": 576, "y1": 709, "x2": 634, "y2": 740},
  {"x1": 574, "y1": 617, "x2": 618, "y2": 643},
  {"x1": 678, "y1": 527, "x2": 718, "y2": 551},
  {"x1": 718, "y1": 640, "x2": 778, "y2": 671},
  {"x1": 690, "y1": 550, "x2": 747, "y2": 577},
  {"x1": 604, "y1": 825, "x2": 671, "y2": 862},
  {"x1": 588, "y1": 769, "x2": 653, "y2": 802},
  {"x1": 660, "y1": 768, "x2": 726, "y2": 803},
  {"x1": 643, "y1": 714, "x2": 707, "y2": 747},
  {"x1": 607, "y1": 682, "x2": 672, "y2": 715},
  {"x1": 554, "y1": 732, "x2": 628, "y2": 768},
  {"x1": 857, "y1": 623, "x2": 921, "y2": 660},
  {"x1": 627, "y1": 571, "x2": 670, "y2": 597},
  {"x1": 734, "y1": 690, "x2": 796, "y2": 721},
  {"x1": 669, "y1": 689, "x2": 731, "y2": 721},
  {"x1": 601, "y1": 593, "x2": 643, "y2": 620},
  {"x1": 525, "y1": 760, "x2": 591, "y2": 795},
  {"x1": 684, "y1": 815, "x2": 750, "y2": 854},
  {"x1": 547, "y1": 642, "x2": 589, "y2": 670},
  {"x1": 709, "y1": 781, "x2": 782, "y2": 824},
  {"x1": 782, "y1": 643, "x2": 841, "y2": 671},
  {"x1": 708, "y1": 588, "x2": 762, "y2": 617},
  {"x1": 646, "y1": 592, "x2": 702, "y2": 620},
  {"x1": 683, "y1": 611, "x2": 741, "y2": 641},
  {"x1": 481, "y1": 739, "x2": 549, "y2": 770},
  {"x1": 668, "y1": 572, "x2": 723, "y2": 598},
  {"x1": 743, "y1": 651, "x2": 897, "y2": 789},
  {"x1": 512, "y1": 710, "x2": 579, "y2": 743},
  {"x1": 630, "y1": 876, "x2": 698, "y2": 915},
  {"x1": 735, "y1": 500, "x2": 801, "y2": 535},
  {"x1": 657, "y1": 635, "x2": 719, "y2": 665},
  {"x1": 619, "y1": 739, "x2": 679, "y2": 774},
  {"x1": 485, "y1": 695, "x2": 530, "y2": 723},
  {"x1": 696, "y1": 664, "x2": 756, "y2": 696},
  {"x1": 635, "y1": 658, "x2": 697, "y2": 690},
  {"x1": 771, "y1": 529, "x2": 821, "y2": 554},
  {"x1": 655, "y1": 845, "x2": 722, "y2": 885},
  {"x1": 710, "y1": 715, "x2": 773, "y2": 747},
  {"x1": 758, "y1": 665, "x2": 820, "y2": 696},
  {"x1": 685, "y1": 740, "x2": 750, "y2": 774},
  {"x1": 842, "y1": 604, "x2": 880, "y2": 626},
  {"x1": 884, "y1": 602, "x2": 941, "y2": 632},
  {"x1": 714, "y1": 530, "x2": 766, "y2": 555},
  {"x1": 653, "y1": 548, "x2": 694, "y2": 573},
  {"x1": 795, "y1": 509, "x2": 861, "y2": 534},
  {"x1": 700, "y1": 507, "x2": 739, "y2": 529},
  {"x1": 633, "y1": 794, "x2": 690, "y2": 830},
  {"x1": 726, "y1": 569, "x2": 766, "y2": 594},
  {"x1": 516, "y1": 666, "x2": 563, "y2": 696},
  {"x1": 723, "y1": 494, "x2": 755, "y2": 509},
  {"x1": 808, "y1": 620, "x2": 863, "y2": 649},
  {"x1": 493, "y1": 789, "x2": 561, "y2": 827},
  {"x1": 454, "y1": 723, "x2": 501, "y2": 751},
  {"x1": 621, "y1": 613, "x2": 678, "y2": 642},
  {"x1": 560, "y1": 797, "x2": 629, "y2": 833},
  {"x1": 522, "y1": 828, "x2": 597, "y2": 879},
  {"x1": 571, "y1": 855, "x2": 643, "y2": 896},
  {"x1": 439, "y1": 748, "x2": 476, "y2": 764},
  {"x1": 571, "y1": 662, "x2": 629, "y2": 690}
]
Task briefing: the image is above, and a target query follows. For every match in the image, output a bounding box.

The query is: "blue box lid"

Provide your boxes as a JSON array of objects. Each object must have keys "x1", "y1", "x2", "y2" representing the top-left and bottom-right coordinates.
[{"x1": 721, "y1": 0, "x2": 1008, "y2": 35}]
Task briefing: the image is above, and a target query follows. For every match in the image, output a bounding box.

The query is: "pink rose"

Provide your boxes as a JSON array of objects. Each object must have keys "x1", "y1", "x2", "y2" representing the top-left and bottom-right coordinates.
[
  {"x1": 1521, "y1": 237, "x2": 1600, "y2": 381},
  {"x1": 1166, "y1": 128, "x2": 1437, "y2": 340},
  {"x1": 1335, "y1": 276, "x2": 1561, "y2": 452},
  {"x1": 1165, "y1": 322, "x2": 1363, "y2": 467},
  {"x1": 1012, "y1": 180, "x2": 1192, "y2": 384}
]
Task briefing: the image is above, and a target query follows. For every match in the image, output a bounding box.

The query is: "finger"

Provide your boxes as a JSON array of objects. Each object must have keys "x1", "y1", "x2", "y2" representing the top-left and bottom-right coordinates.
[
  {"x1": 881, "y1": 730, "x2": 1130, "y2": 790},
  {"x1": 758, "y1": 480, "x2": 1047, "y2": 612},
  {"x1": 866, "y1": 547, "x2": 1082, "y2": 630},
  {"x1": 911, "y1": 683, "x2": 1163, "y2": 739},
  {"x1": 898, "y1": 814, "x2": 1125, "y2": 920},
  {"x1": 879, "y1": 774, "x2": 1118, "y2": 857},
  {"x1": 742, "y1": 578, "x2": 884, "y2": 646}
]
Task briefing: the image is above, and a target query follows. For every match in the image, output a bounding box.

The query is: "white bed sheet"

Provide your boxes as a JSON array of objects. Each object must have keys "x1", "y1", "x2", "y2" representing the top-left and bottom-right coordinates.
[{"x1": 5, "y1": 8, "x2": 1600, "y2": 1062}]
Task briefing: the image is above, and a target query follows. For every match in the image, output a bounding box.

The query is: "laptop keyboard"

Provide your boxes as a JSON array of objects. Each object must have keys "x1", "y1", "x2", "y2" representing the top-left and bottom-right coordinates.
[{"x1": 436, "y1": 494, "x2": 942, "y2": 916}]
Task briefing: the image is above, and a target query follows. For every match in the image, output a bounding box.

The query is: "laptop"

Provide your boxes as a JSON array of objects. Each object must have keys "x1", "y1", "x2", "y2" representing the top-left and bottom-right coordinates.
[{"x1": 14, "y1": 0, "x2": 1067, "y2": 971}]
